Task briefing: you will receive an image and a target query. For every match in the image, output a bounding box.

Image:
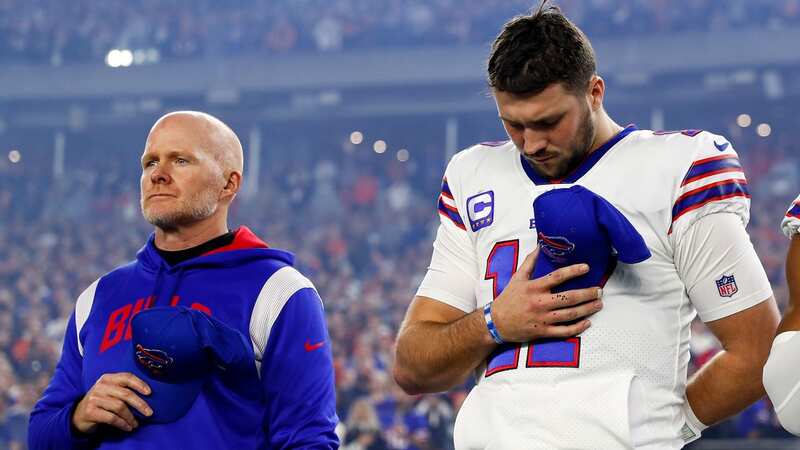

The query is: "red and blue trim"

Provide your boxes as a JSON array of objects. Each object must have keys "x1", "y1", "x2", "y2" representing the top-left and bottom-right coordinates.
[
  {"x1": 671, "y1": 179, "x2": 750, "y2": 224},
  {"x1": 680, "y1": 155, "x2": 743, "y2": 187},
  {"x1": 441, "y1": 178, "x2": 454, "y2": 199},
  {"x1": 787, "y1": 202, "x2": 800, "y2": 220},
  {"x1": 438, "y1": 199, "x2": 465, "y2": 230},
  {"x1": 520, "y1": 125, "x2": 637, "y2": 185},
  {"x1": 437, "y1": 177, "x2": 466, "y2": 230}
]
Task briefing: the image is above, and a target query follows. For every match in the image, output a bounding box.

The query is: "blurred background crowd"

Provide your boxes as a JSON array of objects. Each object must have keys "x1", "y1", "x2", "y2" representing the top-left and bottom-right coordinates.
[
  {"x1": 2, "y1": 0, "x2": 800, "y2": 449},
  {"x1": 2, "y1": 0, "x2": 800, "y2": 65}
]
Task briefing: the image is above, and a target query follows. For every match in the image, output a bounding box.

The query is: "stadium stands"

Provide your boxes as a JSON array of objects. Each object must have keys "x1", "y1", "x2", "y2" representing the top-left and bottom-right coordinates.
[{"x1": 1, "y1": 0, "x2": 799, "y2": 65}]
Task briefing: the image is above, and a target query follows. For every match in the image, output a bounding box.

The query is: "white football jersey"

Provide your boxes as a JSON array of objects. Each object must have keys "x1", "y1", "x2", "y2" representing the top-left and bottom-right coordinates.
[{"x1": 417, "y1": 126, "x2": 773, "y2": 449}]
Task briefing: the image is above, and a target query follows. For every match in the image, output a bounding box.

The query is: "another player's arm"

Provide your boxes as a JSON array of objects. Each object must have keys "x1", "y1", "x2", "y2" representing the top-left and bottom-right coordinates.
[
  {"x1": 761, "y1": 203, "x2": 800, "y2": 436},
  {"x1": 393, "y1": 250, "x2": 602, "y2": 395},
  {"x1": 778, "y1": 234, "x2": 800, "y2": 332}
]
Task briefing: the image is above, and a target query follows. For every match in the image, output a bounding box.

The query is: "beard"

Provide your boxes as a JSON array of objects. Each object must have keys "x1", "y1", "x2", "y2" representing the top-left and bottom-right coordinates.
[
  {"x1": 141, "y1": 187, "x2": 219, "y2": 231},
  {"x1": 525, "y1": 105, "x2": 596, "y2": 180}
]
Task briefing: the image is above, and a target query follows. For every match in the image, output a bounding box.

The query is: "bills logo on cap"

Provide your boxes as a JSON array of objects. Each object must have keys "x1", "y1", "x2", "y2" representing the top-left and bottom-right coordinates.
[
  {"x1": 136, "y1": 344, "x2": 174, "y2": 376},
  {"x1": 538, "y1": 232, "x2": 576, "y2": 263},
  {"x1": 715, "y1": 274, "x2": 738, "y2": 297},
  {"x1": 466, "y1": 191, "x2": 495, "y2": 232}
]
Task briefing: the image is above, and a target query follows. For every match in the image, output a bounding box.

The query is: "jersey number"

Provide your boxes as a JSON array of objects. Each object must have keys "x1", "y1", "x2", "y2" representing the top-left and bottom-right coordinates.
[{"x1": 484, "y1": 240, "x2": 581, "y2": 377}]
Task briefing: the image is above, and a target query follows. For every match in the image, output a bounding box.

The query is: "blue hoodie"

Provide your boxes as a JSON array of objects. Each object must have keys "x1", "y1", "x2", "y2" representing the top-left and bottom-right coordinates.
[{"x1": 29, "y1": 227, "x2": 339, "y2": 449}]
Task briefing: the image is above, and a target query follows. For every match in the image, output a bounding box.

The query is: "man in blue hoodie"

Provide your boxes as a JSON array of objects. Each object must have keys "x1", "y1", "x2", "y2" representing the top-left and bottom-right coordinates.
[{"x1": 29, "y1": 111, "x2": 339, "y2": 449}]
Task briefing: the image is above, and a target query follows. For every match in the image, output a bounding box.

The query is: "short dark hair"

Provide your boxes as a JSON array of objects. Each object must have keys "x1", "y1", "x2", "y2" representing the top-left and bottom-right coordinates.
[{"x1": 487, "y1": 1, "x2": 596, "y2": 96}]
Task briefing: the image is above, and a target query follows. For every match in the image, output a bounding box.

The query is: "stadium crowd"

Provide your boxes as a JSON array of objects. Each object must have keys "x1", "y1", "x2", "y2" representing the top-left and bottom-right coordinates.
[
  {"x1": 1, "y1": 0, "x2": 799, "y2": 65},
  {"x1": 0, "y1": 119, "x2": 799, "y2": 448}
]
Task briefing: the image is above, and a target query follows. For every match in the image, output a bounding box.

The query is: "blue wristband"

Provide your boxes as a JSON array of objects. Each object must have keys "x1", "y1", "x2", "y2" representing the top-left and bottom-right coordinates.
[{"x1": 483, "y1": 301, "x2": 505, "y2": 344}]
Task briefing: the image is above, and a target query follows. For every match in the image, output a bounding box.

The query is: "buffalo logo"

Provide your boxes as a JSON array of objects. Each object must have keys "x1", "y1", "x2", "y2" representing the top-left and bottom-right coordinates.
[
  {"x1": 135, "y1": 344, "x2": 174, "y2": 376},
  {"x1": 715, "y1": 274, "x2": 738, "y2": 298},
  {"x1": 466, "y1": 191, "x2": 495, "y2": 232},
  {"x1": 538, "y1": 232, "x2": 576, "y2": 263}
]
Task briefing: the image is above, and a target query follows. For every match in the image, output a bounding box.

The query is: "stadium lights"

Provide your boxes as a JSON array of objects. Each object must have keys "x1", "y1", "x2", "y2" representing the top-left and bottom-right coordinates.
[
  {"x1": 737, "y1": 114, "x2": 752, "y2": 128},
  {"x1": 756, "y1": 123, "x2": 772, "y2": 138},
  {"x1": 106, "y1": 49, "x2": 134, "y2": 68},
  {"x1": 8, "y1": 149, "x2": 21, "y2": 163},
  {"x1": 373, "y1": 140, "x2": 387, "y2": 154},
  {"x1": 396, "y1": 149, "x2": 409, "y2": 162},
  {"x1": 350, "y1": 131, "x2": 364, "y2": 145},
  {"x1": 105, "y1": 48, "x2": 159, "y2": 68}
]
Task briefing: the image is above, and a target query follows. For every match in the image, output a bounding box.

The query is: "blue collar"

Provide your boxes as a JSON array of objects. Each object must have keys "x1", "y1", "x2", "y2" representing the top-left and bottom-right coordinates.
[{"x1": 521, "y1": 125, "x2": 637, "y2": 185}]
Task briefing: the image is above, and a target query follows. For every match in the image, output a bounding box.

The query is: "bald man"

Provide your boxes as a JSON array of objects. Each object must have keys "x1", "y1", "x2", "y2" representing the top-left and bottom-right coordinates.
[{"x1": 29, "y1": 111, "x2": 339, "y2": 449}]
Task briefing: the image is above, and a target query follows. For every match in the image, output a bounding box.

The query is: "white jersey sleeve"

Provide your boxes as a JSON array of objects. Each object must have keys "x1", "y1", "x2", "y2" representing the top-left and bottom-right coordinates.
[
  {"x1": 669, "y1": 131, "x2": 750, "y2": 236},
  {"x1": 416, "y1": 155, "x2": 479, "y2": 313},
  {"x1": 673, "y1": 213, "x2": 773, "y2": 322},
  {"x1": 669, "y1": 132, "x2": 771, "y2": 322},
  {"x1": 781, "y1": 194, "x2": 800, "y2": 238}
]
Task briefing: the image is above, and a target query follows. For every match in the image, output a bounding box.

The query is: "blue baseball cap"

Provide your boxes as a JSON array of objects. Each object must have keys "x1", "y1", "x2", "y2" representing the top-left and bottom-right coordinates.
[
  {"x1": 123, "y1": 306, "x2": 255, "y2": 424},
  {"x1": 532, "y1": 185, "x2": 651, "y2": 293}
]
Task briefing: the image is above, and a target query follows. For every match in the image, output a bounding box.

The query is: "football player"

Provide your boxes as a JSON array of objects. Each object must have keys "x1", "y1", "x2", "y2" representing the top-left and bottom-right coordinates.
[{"x1": 393, "y1": 3, "x2": 779, "y2": 449}]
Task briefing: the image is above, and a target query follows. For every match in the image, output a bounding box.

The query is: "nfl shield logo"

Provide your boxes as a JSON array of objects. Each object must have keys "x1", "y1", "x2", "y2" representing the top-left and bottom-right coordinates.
[{"x1": 715, "y1": 275, "x2": 738, "y2": 298}]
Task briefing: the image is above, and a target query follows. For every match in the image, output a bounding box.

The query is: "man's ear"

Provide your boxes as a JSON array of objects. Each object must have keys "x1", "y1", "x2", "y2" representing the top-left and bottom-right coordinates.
[
  {"x1": 221, "y1": 171, "x2": 242, "y2": 201},
  {"x1": 587, "y1": 75, "x2": 605, "y2": 111}
]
